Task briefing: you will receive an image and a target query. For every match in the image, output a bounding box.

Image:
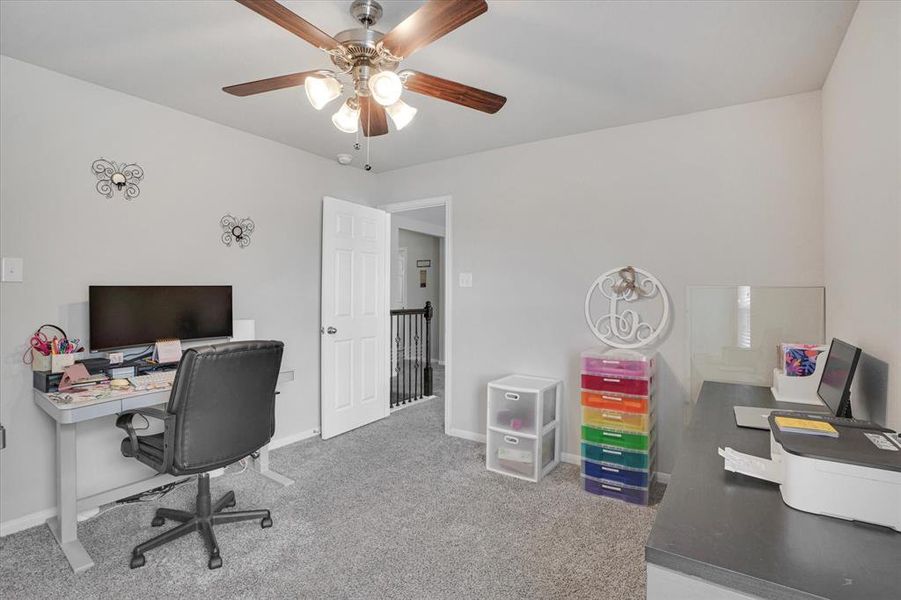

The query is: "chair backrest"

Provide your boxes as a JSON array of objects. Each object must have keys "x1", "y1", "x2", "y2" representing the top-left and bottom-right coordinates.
[{"x1": 166, "y1": 341, "x2": 284, "y2": 473}]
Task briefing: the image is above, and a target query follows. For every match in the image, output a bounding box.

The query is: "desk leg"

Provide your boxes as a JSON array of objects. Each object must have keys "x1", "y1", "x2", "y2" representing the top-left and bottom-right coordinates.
[
  {"x1": 47, "y1": 422, "x2": 94, "y2": 573},
  {"x1": 253, "y1": 444, "x2": 293, "y2": 487}
]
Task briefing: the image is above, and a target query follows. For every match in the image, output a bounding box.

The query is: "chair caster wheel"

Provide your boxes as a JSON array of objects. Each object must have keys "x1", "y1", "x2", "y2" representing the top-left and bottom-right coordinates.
[
  {"x1": 151, "y1": 516, "x2": 165, "y2": 527},
  {"x1": 261, "y1": 517, "x2": 272, "y2": 529},
  {"x1": 208, "y1": 556, "x2": 222, "y2": 569},
  {"x1": 130, "y1": 554, "x2": 146, "y2": 569}
]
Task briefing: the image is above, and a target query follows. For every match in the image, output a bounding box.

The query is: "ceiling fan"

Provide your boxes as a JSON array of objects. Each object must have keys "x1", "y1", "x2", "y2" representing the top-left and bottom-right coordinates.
[{"x1": 223, "y1": 0, "x2": 506, "y2": 139}]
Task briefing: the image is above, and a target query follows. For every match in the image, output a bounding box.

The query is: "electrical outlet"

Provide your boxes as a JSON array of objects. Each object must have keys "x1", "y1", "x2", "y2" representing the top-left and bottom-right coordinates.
[
  {"x1": 1, "y1": 257, "x2": 23, "y2": 282},
  {"x1": 459, "y1": 272, "x2": 473, "y2": 288}
]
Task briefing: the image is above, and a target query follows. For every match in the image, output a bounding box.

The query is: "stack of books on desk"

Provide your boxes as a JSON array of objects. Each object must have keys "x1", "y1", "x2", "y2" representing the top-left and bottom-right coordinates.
[{"x1": 579, "y1": 349, "x2": 657, "y2": 505}]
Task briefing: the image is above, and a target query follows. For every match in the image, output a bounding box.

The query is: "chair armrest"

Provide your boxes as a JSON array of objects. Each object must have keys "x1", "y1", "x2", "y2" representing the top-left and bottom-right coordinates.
[{"x1": 116, "y1": 408, "x2": 175, "y2": 473}]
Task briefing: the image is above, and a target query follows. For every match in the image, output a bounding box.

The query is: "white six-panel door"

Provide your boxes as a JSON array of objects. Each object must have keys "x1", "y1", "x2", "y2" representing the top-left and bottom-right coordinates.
[{"x1": 321, "y1": 196, "x2": 389, "y2": 439}]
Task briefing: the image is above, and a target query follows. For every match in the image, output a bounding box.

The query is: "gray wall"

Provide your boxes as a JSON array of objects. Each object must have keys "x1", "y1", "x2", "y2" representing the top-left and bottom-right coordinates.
[
  {"x1": 0, "y1": 57, "x2": 371, "y2": 526},
  {"x1": 377, "y1": 92, "x2": 826, "y2": 473},
  {"x1": 396, "y1": 228, "x2": 441, "y2": 361},
  {"x1": 822, "y1": 1, "x2": 900, "y2": 430}
]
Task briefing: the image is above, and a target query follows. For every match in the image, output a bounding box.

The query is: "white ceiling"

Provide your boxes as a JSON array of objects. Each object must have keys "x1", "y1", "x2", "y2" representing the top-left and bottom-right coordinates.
[
  {"x1": 0, "y1": 1, "x2": 856, "y2": 172},
  {"x1": 402, "y1": 205, "x2": 446, "y2": 227}
]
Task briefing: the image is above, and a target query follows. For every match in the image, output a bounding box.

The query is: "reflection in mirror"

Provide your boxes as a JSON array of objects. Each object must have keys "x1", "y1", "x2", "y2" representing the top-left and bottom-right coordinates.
[{"x1": 688, "y1": 286, "x2": 825, "y2": 403}]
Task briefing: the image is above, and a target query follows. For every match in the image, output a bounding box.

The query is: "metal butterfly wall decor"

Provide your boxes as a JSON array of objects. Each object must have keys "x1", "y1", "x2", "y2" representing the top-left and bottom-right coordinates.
[
  {"x1": 91, "y1": 159, "x2": 144, "y2": 200},
  {"x1": 220, "y1": 214, "x2": 255, "y2": 249}
]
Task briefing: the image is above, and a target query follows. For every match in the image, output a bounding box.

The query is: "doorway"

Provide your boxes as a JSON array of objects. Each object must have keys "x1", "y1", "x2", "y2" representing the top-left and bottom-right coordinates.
[{"x1": 381, "y1": 196, "x2": 453, "y2": 434}]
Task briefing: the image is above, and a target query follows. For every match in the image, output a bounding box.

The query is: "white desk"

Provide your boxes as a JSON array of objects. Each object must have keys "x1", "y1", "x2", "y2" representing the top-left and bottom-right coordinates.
[{"x1": 33, "y1": 385, "x2": 293, "y2": 573}]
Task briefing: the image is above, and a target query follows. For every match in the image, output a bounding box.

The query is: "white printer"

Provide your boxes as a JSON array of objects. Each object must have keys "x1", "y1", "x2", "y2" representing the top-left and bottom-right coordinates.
[{"x1": 719, "y1": 412, "x2": 901, "y2": 531}]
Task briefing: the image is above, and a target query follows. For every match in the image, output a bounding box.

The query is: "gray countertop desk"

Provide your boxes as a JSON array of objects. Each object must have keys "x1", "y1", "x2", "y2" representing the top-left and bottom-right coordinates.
[{"x1": 645, "y1": 381, "x2": 901, "y2": 600}]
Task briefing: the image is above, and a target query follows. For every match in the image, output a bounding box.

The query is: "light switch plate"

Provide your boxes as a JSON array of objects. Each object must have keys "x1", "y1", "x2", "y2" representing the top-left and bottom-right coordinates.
[
  {"x1": 1, "y1": 257, "x2": 23, "y2": 282},
  {"x1": 459, "y1": 272, "x2": 473, "y2": 288}
]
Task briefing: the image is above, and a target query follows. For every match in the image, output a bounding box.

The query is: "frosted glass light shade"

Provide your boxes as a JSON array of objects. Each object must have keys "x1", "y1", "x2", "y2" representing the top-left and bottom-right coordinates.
[
  {"x1": 331, "y1": 99, "x2": 360, "y2": 133},
  {"x1": 305, "y1": 75, "x2": 341, "y2": 110},
  {"x1": 385, "y1": 100, "x2": 417, "y2": 131},
  {"x1": 368, "y1": 70, "x2": 403, "y2": 106}
]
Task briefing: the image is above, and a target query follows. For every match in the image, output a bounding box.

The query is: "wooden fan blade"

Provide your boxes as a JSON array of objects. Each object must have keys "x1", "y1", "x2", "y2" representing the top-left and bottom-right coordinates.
[
  {"x1": 235, "y1": 0, "x2": 339, "y2": 50},
  {"x1": 359, "y1": 96, "x2": 389, "y2": 137},
  {"x1": 381, "y1": 0, "x2": 487, "y2": 60},
  {"x1": 223, "y1": 71, "x2": 320, "y2": 96},
  {"x1": 402, "y1": 71, "x2": 506, "y2": 114}
]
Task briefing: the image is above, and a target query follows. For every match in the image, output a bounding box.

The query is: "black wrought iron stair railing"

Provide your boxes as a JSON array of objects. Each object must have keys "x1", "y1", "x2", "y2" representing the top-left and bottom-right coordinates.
[{"x1": 390, "y1": 301, "x2": 433, "y2": 408}]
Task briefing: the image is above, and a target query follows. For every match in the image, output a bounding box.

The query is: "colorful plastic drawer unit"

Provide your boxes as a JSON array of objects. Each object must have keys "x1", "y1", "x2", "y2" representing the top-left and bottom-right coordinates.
[
  {"x1": 581, "y1": 459, "x2": 651, "y2": 487},
  {"x1": 581, "y1": 349, "x2": 654, "y2": 379},
  {"x1": 581, "y1": 442, "x2": 655, "y2": 470},
  {"x1": 582, "y1": 475, "x2": 650, "y2": 505},
  {"x1": 581, "y1": 425, "x2": 652, "y2": 451},
  {"x1": 581, "y1": 374, "x2": 650, "y2": 396},
  {"x1": 581, "y1": 390, "x2": 650, "y2": 414},
  {"x1": 582, "y1": 406, "x2": 652, "y2": 433}
]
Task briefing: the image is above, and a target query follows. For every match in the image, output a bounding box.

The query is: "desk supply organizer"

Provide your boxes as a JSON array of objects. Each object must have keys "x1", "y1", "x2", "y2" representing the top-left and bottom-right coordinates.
[
  {"x1": 580, "y1": 349, "x2": 656, "y2": 505},
  {"x1": 486, "y1": 375, "x2": 562, "y2": 482},
  {"x1": 771, "y1": 343, "x2": 829, "y2": 404}
]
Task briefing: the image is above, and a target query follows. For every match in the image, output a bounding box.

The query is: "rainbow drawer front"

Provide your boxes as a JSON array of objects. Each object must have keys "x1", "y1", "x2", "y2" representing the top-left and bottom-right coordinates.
[
  {"x1": 582, "y1": 406, "x2": 652, "y2": 433},
  {"x1": 582, "y1": 475, "x2": 650, "y2": 505},
  {"x1": 581, "y1": 374, "x2": 650, "y2": 396},
  {"x1": 582, "y1": 459, "x2": 652, "y2": 487},
  {"x1": 581, "y1": 441, "x2": 655, "y2": 470},
  {"x1": 581, "y1": 425, "x2": 653, "y2": 451},
  {"x1": 580, "y1": 355, "x2": 653, "y2": 379},
  {"x1": 581, "y1": 390, "x2": 651, "y2": 414}
]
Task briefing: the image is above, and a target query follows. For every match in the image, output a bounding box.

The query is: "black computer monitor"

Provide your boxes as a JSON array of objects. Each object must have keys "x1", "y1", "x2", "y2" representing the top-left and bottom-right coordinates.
[
  {"x1": 816, "y1": 338, "x2": 862, "y2": 418},
  {"x1": 89, "y1": 285, "x2": 233, "y2": 351}
]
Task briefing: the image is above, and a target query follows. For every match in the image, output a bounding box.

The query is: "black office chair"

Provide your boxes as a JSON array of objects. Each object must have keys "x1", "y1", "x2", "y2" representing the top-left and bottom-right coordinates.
[{"x1": 116, "y1": 341, "x2": 284, "y2": 570}]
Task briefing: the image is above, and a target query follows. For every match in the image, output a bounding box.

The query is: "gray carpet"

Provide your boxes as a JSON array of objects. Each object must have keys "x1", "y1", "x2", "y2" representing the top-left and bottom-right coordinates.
[{"x1": 0, "y1": 378, "x2": 663, "y2": 599}]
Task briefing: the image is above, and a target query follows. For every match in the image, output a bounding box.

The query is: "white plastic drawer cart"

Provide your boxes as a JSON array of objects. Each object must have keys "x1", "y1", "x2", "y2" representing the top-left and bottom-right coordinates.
[{"x1": 486, "y1": 375, "x2": 563, "y2": 482}]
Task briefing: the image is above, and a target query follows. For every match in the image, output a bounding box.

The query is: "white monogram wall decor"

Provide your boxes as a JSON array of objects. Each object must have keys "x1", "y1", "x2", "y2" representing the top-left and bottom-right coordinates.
[{"x1": 584, "y1": 266, "x2": 670, "y2": 349}]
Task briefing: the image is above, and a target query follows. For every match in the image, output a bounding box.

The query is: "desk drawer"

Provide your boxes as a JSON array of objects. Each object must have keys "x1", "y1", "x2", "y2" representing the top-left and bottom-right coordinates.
[
  {"x1": 581, "y1": 425, "x2": 652, "y2": 451},
  {"x1": 582, "y1": 476, "x2": 650, "y2": 505},
  {"x1": 581, "y1": 390, "x2": 650, "y2": 414},
  {"x1": 582, "y1": 406, "x2": 652, "y2": 433},
  {"x1": 581, "y1": 442, "x2": 654, "y2": 470},
  {"x1": 582, "y1": 460, "x2": 651, "y2": 487},
  {"x1": 581, "y1": 374, "x2": 650, "y2": 396}
]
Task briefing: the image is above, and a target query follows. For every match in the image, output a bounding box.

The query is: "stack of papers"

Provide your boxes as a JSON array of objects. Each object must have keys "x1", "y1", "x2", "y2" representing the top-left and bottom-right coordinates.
[{"x1": 774, "y1": 416, "x2": 838, "y2": 438}]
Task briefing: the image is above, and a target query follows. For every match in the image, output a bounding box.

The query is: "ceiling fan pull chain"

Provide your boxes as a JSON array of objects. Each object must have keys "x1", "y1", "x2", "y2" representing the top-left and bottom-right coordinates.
[{"x1": 365, "y1": 101, "x2": 373, "y2": 171}]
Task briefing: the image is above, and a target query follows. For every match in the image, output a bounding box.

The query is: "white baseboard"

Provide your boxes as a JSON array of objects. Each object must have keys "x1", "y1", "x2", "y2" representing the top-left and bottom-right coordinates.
[
  {"x1": 270, "y1": 427, "x2": 319, "y2": 450},
  {"x1": 0, "y1": 507, "x2": 56, "y2": 538},
  {"x1": 448, "y1": 428, "x2": 486, "y2": 443},
  {"x1": 561, "y1": 452, "x2": 580, "y2": 465}
]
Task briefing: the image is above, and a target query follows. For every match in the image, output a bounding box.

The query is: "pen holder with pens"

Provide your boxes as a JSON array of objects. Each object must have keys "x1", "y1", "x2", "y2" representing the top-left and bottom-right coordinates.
[
  {"x1": 32, "y1": 350, "x2": 76, "y2": 374},
  {"x1": 25, "y1": 324, "x2": 82, "y2": 373}
]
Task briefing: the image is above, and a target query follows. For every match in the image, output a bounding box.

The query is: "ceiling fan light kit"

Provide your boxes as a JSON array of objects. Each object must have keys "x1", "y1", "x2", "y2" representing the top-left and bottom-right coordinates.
[
  {"x1": 225, "y1": 0, "x2": 506, "y2": 153},
  {"x1": 332, "y1": 98, "x2": 361, "y2": 134},
  {"x1": 367, "y1": 70, "x2": 403, "y2": 106},
  {"x1": 385, "y1": 99, "x2": 418, "y2": 131},
  {"x1": 304, "y1": 73, "x2": 343, "y2": 110}
]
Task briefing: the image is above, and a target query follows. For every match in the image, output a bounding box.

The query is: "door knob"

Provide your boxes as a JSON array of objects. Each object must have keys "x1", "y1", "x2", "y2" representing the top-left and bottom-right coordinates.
[{"x1": 326, "y1": 326, "x2": 337, "y2": 335}]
